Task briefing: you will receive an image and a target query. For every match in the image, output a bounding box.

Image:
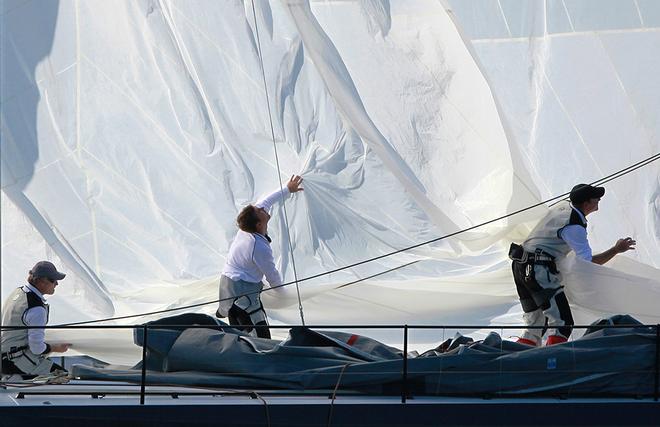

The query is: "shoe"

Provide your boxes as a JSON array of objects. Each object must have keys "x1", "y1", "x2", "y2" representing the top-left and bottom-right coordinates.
[
  {"x1": 32, "y1": 370, "x2": 70, "y2": 385},
  {"x1": 516, "y1": 337, "x2": 538, "y2": 347},
  {"x1": 545, "y1": 335, "x2": 568, "y2": 346}
]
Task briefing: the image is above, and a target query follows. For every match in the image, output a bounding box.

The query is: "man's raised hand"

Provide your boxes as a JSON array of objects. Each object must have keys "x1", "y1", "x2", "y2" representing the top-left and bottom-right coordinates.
[{"x1": 287, "y1": 175, "x2": 304, "y2": 193}]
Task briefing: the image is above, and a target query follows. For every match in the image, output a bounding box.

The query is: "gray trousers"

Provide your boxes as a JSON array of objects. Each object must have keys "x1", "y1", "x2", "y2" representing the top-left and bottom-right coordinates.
[
  {"x1": 217, "y1": 276, "x2": 268, "y2": 334},
  {"x1": 3, "y1": 349, "x2": 54, "y2": 376}
]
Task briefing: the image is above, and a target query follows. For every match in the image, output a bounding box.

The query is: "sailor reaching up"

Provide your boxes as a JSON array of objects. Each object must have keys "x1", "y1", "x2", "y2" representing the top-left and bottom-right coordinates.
[{"x1": 216, "y1": 175, "x2": 304, "y2": 339}]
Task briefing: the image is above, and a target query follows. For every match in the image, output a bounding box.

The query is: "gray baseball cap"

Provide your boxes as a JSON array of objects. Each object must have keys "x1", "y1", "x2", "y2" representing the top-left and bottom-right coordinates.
[{"x1": 29, "y1": 261, "x2": 66, "y2": 281}]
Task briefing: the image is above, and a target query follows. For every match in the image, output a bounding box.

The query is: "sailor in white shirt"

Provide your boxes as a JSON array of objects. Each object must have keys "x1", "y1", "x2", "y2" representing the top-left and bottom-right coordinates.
[
  {"x1": 2, "y1": 261, "x2": 71, "y2": 377},
  {"x1": 510, "y1": 184, "x2": 636, "y2": 347},
  {"x1": 217, "y1": 175, "x2": 304, "y2": 338}
]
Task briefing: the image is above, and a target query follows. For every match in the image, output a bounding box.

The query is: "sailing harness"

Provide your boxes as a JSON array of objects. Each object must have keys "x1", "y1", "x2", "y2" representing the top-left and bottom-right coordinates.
[
  {"x1": 1, "y1": 344, "x2": 55, "y2": 376},
  {"x1": 1, "y1": 345, "x2": 29, "y2": 361},
  {"x1": 508, "y1": 243, "x2": 559, "y2": 278}
]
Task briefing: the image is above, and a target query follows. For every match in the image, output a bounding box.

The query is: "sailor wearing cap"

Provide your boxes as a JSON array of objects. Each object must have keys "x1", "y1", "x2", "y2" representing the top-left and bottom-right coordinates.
[
  {"x1": 1, "y1": 261, "x2": 71, "y2": 377},
  {"x1": 509, "y1": 184, "x2": 636, "y2": 347}
]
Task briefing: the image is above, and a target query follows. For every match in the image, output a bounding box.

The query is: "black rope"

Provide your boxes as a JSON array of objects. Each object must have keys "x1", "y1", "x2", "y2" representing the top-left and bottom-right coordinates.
[
  {"x1": 60, "y1": 152, "x2": 659, "y2": 327},
  {"x1": 250, "y1": 390, "x2": 271, "y2": 427},
  {"x1": 548, "y1": 152, "x2": 660, "y2": 207},
  {"x1": 333, "y1": 260, "x2": 420, "y2": 290},
  {"x1": 60, "y1": 259, "x2": 420, "y2": 326},
  {"x1": 281, "y1": 151, "x2": 660, "y2": 285},
  {"x1": 327, "y1": 363, "x2": 351, "y2": 427}
]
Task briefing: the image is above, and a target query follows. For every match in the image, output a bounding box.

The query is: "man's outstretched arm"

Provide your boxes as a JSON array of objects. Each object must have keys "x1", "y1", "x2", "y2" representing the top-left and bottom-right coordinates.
[{"x1": 591, "y1": 237, "x2": 636, "y2": 265}]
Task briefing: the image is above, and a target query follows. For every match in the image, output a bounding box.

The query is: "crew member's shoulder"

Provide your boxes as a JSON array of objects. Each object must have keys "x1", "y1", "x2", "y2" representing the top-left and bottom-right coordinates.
[
  {"x1": 253, "y1": 233, "x2": 272, "y2": 249},
  {"x1": 549, "y1": 200, "x2": 572, "y2": 213},
  {"x1": 550, "y1": 201, "x2": 585, "y2": 224},
  {"x1": 234, "y1": 229, "x2": 256, "y2": 244},
  {"x1": 26, "y1": 291, "x2": 46, "y2": 308}
]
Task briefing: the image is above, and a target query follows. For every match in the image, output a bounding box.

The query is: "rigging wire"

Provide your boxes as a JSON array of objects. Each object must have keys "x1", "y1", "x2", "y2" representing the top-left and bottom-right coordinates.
[
  {"x1": 60, "y1": 152, "x2": 660, "y2": 327},
  {"x1": 249, "y1": 0, "x2": 305, "y2": 326},
  {"x1": 548, "y1": 152, "x2": 659, "y2": 207},
  {"x1": 276, "y1": 151, "x2": 660, "y2": 286}
]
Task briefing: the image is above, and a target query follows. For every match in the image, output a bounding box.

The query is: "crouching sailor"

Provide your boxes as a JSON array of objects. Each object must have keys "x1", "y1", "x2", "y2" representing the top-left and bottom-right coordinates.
[
  {"x1": 217, "y1": 175, "x2": 304, "y2": 339},
  {"x1": 510, "y1": 184, "x2": 636, "y2": 347},
  {"x1": 1, "y1": 261, "x2": 71, "y2": 378}
]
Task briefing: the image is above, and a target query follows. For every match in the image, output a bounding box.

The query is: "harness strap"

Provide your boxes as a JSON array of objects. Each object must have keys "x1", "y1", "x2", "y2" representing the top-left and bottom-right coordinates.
[
  {"x1": 530, "y1": 249, "x2": 559, "y2": 274},
  {"x1": 1, "y1": 345, "x2": 29, "y2": 361},
  {"x1": 532, "y1": 248, "x2": 555, "y2": 262},
  {"x1": 509, "y1": 243, "x2": 555, "y2": 263}
]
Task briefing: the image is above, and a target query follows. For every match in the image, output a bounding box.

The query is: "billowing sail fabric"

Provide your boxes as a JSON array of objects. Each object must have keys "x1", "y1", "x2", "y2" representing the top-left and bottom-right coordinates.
[{"x1": 1, "y1": 1, "x2": 658, "y2": 363}]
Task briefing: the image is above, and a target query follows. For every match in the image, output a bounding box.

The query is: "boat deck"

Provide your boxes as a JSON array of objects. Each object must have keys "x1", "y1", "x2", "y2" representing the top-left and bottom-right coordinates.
[{"x1": 2, "y1": 380, "x2": 658, "y2": 426}]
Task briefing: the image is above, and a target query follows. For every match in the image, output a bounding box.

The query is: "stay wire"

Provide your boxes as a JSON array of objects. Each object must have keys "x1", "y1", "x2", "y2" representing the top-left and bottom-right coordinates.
[
  {"x1": 60, "y1": 259, "x2": 420, "y2": 327},
  {"x1": 283, "y1": 151, "x2": 660, "y2": 286},
  {"x1": 60, "y1": 152, "x2": 659, "y2": 327},
  {"x1": 548, "y1": 152, "x2": 659, "y2": 207},
  {"x1": 250, "y1": 0, "x2": 305, "y2": 326}
]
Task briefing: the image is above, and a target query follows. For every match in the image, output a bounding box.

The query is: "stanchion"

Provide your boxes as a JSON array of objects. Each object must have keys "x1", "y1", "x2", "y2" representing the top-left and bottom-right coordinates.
[
  {"x1": 654, "y1": 324, "x2": 659, "y2": 402},
  {"x1": 402, "y1": 325, "x2": 408, "y2": 404},
  {"x1": 140, "y1": 325, "x2": 148, "y2": 405}
]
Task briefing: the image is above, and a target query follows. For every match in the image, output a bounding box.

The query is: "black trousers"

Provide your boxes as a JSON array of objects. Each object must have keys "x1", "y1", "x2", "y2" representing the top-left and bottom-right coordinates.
[{"x1": 228, "y1": 305, "x2": 271, "y2": 339}]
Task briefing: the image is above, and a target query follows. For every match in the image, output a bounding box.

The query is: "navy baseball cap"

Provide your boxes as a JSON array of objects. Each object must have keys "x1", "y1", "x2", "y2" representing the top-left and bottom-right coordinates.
[
  {"x1": 29, "y1": 261, "x2": 66, "y2": 281},
  {"x1": 569, "y1": 184, "x2": 605, "y2": 205}
]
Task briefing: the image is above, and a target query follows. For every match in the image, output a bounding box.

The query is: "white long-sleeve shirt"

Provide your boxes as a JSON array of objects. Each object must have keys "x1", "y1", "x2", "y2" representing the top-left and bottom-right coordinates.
[
  {"x1": 221, "y1": 187, "x2": 291, "y2": 287},
  {"x1": 22, "y1": 283, "x2": 49, "y2": 355}
]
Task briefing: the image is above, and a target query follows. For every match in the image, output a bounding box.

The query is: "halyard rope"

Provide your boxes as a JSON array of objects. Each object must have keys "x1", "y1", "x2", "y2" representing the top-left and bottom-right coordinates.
[{"x1": 250, "y1": 0, "x2": 305, "y2": 326}]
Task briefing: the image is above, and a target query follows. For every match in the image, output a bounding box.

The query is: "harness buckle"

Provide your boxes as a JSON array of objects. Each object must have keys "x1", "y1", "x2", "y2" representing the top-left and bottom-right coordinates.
[
  {"x1": 533, "y1": 248, "x2": 555, "y2": 262},
  {"x1": 2, "y1": 346, "x2": 27, "y2": 361}
]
